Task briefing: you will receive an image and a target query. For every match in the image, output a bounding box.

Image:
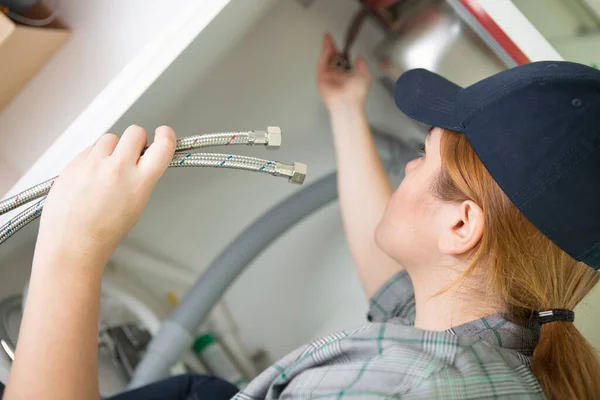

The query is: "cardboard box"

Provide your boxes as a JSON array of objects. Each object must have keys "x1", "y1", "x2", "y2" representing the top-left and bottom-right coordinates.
[{"x1": 0, "y1": 5, "x2": 69, "y2": 112}]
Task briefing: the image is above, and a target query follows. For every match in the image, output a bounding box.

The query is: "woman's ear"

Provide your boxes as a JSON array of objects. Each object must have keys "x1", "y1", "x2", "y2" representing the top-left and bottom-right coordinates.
[{"x1": 438, "y1": 200, "x2": 484, "y2": 256}]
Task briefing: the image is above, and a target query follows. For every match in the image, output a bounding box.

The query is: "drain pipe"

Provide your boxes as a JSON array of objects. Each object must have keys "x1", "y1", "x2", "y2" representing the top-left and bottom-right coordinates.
[{"x1": 129, "y1": 130, "x2": 417, "y2": 388}]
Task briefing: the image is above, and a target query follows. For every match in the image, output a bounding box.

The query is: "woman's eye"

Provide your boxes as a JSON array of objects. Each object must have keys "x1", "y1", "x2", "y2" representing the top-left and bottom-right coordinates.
[{"x1": 418, "y1": 143, "x2": 426, "y2": 157}]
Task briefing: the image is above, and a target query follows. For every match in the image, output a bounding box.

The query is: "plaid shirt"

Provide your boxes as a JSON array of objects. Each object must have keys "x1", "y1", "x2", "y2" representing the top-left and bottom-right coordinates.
[{"x1": 235, "y1": 270, "x2": 544, "y2": 399}]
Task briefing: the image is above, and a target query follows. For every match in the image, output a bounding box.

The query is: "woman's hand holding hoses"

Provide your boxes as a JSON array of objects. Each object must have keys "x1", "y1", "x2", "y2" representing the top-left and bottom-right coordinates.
[
  {"x1": 5, "y1": 125, "x2": 176, "y2": 400},
  {"x1": 35, "y1": 125, "x2": 176, "y2": 265}
]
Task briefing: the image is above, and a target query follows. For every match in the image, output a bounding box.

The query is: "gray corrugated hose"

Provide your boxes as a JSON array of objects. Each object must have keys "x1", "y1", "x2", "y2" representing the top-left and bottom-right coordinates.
[{"x1": 128, "y1": 130, "x2": 417, "y2": 388}]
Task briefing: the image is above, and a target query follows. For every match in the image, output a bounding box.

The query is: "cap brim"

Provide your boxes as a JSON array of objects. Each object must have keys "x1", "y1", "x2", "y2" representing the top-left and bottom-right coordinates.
[{"x1": 394, "y1": 69, "x2": 463, "y2": 132}]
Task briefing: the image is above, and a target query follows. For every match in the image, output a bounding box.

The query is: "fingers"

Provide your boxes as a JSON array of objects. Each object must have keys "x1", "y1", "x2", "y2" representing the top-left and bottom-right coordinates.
[
  {"x1": 317, "y1": 33, "x2": 339, "y2": 72},
  {"x1": 91, "y1": 134, "x2": 119, "y2": 157},
  {"x1": 112, "y1": 125, "x2": 148, "y2": 164},
  {"x1": 324, "y1": 32, "x2": 338, "y2": 54},
  {"x1": 78, "y1": 145, "x2": 94, "y2": 160},
  {"x1": 138, "y1": 126, "x2": 176, "y2": 183}
]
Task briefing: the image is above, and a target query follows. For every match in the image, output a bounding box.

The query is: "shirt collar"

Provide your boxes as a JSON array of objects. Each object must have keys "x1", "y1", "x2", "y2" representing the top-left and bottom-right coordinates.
[{"x1": 447, "y1": 313, "x2": 540, "y2": 357}]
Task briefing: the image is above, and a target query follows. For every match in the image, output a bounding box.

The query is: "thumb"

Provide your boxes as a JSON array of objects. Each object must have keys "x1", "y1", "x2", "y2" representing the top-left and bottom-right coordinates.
[{"x1": 318, "y1": 33, "x2": 338, "y2": 71}]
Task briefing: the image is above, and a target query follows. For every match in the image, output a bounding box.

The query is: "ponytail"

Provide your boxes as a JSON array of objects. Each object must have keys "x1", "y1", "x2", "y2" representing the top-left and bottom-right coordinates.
[
  {"x1": 436, "y1": 130, "x2": 600, "y2": 399},
  {"x1": 533, "y1": 322, "x2": 600, "y2": 398}
]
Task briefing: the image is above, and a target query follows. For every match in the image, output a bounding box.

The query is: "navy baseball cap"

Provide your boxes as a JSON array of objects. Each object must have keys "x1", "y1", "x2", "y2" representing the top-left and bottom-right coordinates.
[{"x1": 394, "y1": 61, "x2": 600, "y2": 270}]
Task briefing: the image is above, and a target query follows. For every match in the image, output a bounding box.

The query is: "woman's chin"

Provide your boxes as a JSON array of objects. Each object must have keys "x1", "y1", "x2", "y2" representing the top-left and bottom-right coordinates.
[{"x1": 374, "y1": 224, "x2": 395, "y2": 258}]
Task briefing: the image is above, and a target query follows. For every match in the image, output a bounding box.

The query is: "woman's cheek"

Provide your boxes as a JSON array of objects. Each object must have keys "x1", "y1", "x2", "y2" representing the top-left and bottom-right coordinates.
[{"x1": 375, "y1": 188, "x2": 412, "y2": 255}]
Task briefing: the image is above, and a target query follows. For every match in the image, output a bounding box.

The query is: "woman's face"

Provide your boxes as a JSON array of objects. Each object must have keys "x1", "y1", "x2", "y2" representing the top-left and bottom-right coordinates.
[{"x1": 375, "y1": 127, "x2": 449, "y2": 267}]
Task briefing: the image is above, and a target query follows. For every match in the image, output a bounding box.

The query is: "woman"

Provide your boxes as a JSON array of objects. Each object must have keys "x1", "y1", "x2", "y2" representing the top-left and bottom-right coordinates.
[{"x1": 5, "y1": 34, "x2": 600, "y2": 399}]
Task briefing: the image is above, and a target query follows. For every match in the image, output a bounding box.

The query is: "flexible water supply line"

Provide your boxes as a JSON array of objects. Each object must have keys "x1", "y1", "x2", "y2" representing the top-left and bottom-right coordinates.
[
  {"x1": 0, "y1": 178, "x2": 54, "y2": 217},
  {"x1": 170, "y1": 153, "x2": 306, "y2": 183},
  {"x1": 0, "y1": 127, "x2": 306, "y2": 245},
  {"x1": 174, "y1": 128, "x2": 281, "y2": 151},
  {"x1": 0, "y1": 127, "x2": 285, "y2": 216},
  {"x1": 0, "y1": 199, "x2": 45, "y2": 245}
]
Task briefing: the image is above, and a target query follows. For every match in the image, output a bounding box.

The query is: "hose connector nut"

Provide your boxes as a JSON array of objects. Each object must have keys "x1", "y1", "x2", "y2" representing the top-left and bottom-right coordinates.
[
  {"x1": 266, "y1": 126, "x2": 282, "y2": 149},
  {"x1": 275, "y1": 162, "x2": 307, "y2": 185},
  {"x1": 290, "y1": 162, "x2": 307, "y2": 185}
]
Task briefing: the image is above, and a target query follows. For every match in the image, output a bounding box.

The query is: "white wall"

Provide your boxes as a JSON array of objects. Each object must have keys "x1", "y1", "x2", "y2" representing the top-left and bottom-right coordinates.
[
  {"x1": 511, "y1": 0, "x2": 600, "y2": 66},
  {"x1": 511, "y1": 0, "x2": 586, "y2": 38},
  {"x1": 0, "y1": 159, "x2": 17, "y2": 199},
  {"x1": 583, "y1": 0, "x2": 600, "y2": 18},
  {"x1": 576, "y1": 286, "x2": 600, "y2": 350},
  {"x1": 108, "y1": 0, "x2": 278, "y2": 138},
  {"x1": 553, "y1": 33, "x2": 600, "y2": 67},
  {"x1": 0, "y1": 223, "x2": 37, "y2": 297}
]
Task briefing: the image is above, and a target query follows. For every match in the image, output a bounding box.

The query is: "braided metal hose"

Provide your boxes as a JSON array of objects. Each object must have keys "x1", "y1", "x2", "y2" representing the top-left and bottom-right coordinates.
[
  {"x1": 0, "y1": 127, "x2": 294, "y2": 217},
  {"x1": 170, "y1": 153, "x2": 306, "y2": 183},
  {"x1": 175, "y1": 127, "x2": 281, "y2": 152},
  {"x1": 0, "y1": 199, "x2": 45, "y2": 245},
  {"x1": 0, "y1": 127, "x2": 306, "y2": 245},
  {"x1": 0, "y1": 157, "x2": 304, "y2": 246},
  {"x1": 0, "y1": 178, "x2": 55, "y2": 217},
  {"x1": 171, "y1": 153, "x2": 278, "y2": 173}
]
